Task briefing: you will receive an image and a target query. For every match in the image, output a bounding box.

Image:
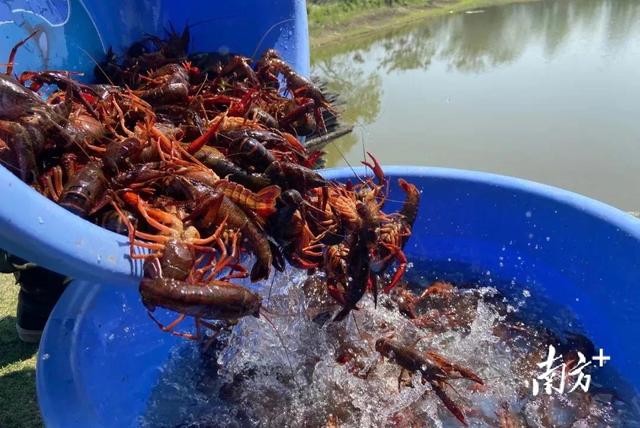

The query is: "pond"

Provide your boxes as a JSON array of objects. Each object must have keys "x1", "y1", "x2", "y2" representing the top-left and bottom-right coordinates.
[{"x1": 312, "y1": 0, "x2": 640, "y2": 211}]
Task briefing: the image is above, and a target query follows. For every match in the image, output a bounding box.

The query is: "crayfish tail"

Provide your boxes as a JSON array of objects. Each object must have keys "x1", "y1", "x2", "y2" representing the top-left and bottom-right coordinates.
[
  {"x1": 250, "y1": 260, "x2": 271, "y2": 282},
  {"x1": 256, "y1": 185, "x2": 281, "y2": 216}
]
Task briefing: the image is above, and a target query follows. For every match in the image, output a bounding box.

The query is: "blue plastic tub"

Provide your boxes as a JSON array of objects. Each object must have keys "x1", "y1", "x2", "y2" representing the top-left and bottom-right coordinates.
[
  {"x1": 0, "y1": 0, "x2": 309, "y2": 286},
  {"x1": 0, "y1": 1, "x2": 309, "y2": 425},
  {"x1": 37, "y1": 167, "x2": 640, "y2": 427}
]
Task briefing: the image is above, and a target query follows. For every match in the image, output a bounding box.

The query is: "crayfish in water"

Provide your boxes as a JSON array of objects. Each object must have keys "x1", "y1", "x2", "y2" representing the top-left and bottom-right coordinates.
[
  {"x1": 375, "y1": 336, "x2": 484, "y2": 426},
  {"x1": 140, "y1": 272, "x2": 632, "y2": 427}
]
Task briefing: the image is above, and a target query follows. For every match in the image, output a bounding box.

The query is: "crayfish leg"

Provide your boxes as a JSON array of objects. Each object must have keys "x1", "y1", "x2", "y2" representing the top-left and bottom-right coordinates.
[
  {"x1": 147, "y1": 312, "x2": 200, "y2": 340},
  {"x1": 397, "y1": 368, "x2": 411, "y2": 392},
  {"x1": 198, "y1": 319, "x2": 225, "y2": 352},
  {"x1": 382, "y1": 249, "x2": 407, "y2": 294}
]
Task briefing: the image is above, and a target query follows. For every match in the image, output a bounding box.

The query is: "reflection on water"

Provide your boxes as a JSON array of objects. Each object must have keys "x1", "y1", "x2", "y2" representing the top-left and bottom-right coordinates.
[{"x1": 313, "y1": 0, "x2": 640, "y2": 210}]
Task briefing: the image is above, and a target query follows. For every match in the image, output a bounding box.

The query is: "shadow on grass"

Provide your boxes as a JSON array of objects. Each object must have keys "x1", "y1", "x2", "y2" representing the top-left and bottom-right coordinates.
[
  {"x1": 0, "y1": 315, "x2": 42, "y2": 427},
  {"x1": 0, "y1": 367, "x2": 43, "y2": 428},
  {"x1": 0, "y1": 316, "x2": 38, "y2": 368}
]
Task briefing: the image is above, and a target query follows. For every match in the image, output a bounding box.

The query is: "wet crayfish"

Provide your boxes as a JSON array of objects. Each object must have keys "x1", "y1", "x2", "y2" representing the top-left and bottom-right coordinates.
[
  {"x1": 313, "y1": 153, "x2": 421, "y2": 321},
  {"x1": 0, "y1": 27, "x2": 422, "y2": 345},
  {"x1": 376, "y1": 337, "x2": 483, "y2": 426}
]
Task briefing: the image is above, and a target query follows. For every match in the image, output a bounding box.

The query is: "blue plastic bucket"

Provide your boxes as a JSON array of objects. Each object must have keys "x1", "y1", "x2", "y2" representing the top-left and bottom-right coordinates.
[
  {"x1": 0, "y1": 1, "x2": 309, "y2": 425},
  {"x1": 37, "y1": 167, "x2": 640, "y2": 427},
  {"x1": 0, "y1": 0, "x2": 309, "y2": 286}
]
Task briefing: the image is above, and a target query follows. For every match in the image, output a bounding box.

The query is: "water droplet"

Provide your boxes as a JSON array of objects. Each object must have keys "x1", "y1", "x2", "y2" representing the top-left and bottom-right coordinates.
[
  {"x1": 545, "y1": 236, "x2": 551, "y2": 242},
  {"x1": 522, "y1": 290, "x2": 531, "y2": 298},
  {"x1": 41, "y1": 353, "x2": 50, "y2": 360},
  {"x1": 124, "y1": 326, "x2": 130, "y2": 333},
  {"x1": 528, "y1": 233, "x2": 534, "y2": 239},
  {"x1": 108, "y1": 333, "x2": 115, "y2": 341},
  {"x1": 96, "y1": 255, "x2": 101, "y2": 263},
  {"x1": 37, "y1": 216, "x2": 44, "y2": 224},
  {"x1": 525, "y1": 211, "x2": 532, "y2": 218}
]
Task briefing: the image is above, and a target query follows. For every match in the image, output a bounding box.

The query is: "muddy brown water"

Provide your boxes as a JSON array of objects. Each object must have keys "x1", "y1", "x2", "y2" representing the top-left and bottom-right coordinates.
[{"x1": 312, "y1": 0, "x2": 640, "y2": 211}]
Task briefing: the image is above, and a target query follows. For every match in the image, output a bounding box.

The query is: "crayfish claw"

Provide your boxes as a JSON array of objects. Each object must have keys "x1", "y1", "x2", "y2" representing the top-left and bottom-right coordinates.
[
  {"x1": 361, "y1": 151, "x2": 385, "y2": 185},
  {"x1": 425, "y1": 351, "x2": 484, "y2": 386},
  {"x1": 432, "y1": 382, "x2": 469, "y2": 426}
]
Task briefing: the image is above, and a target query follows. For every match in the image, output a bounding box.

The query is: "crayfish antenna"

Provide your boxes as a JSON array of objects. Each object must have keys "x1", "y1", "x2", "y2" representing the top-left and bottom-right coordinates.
[
  {"x1": 267, "y1": 272, "x2": 277, "y2": 303},
  {"x1": 250, "y1": 18, "x2": 295, "y2": 61},
  {"x1": 78, "y1": 46, "x2": 118, "y2": 87},
  {"x1": 259, "y1": 310, "x2": 301, "y2": 389},
  {"x1": 350, "y1": 312, "x2": 374, "y2": 353},
  {"x1": 6, "y1": 30, "x2": 40, "y2": 76}
]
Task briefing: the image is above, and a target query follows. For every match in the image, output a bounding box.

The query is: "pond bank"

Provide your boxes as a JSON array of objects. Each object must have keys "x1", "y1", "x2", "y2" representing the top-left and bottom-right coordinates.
[
  {"x1": 309, "y1": 0, "x2": 540, "y2": 51},
  {"x1": 310, "y1": 0, "x2": 640, "y2": 210}
]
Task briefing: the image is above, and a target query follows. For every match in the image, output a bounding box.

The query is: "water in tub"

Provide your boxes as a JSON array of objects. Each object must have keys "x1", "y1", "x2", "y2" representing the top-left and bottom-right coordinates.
[{"x1": 140, "y1": 263, "x2": 640, "y2": 428}]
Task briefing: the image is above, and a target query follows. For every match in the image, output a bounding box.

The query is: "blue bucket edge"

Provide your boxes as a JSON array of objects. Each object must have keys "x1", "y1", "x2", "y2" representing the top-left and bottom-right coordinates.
[{"x1": 36, "y1": 166, "x2": 640, "y2": 427}]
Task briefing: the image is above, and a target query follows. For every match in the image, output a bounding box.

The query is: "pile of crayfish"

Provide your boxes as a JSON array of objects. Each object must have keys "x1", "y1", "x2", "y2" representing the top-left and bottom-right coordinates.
[{"x1": 0, "y1": 29, "x2": 419, "y2": 339}]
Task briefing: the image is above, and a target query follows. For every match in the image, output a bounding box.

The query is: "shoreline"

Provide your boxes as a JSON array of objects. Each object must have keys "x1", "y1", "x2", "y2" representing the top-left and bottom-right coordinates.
[{"x1": 309, "y1": 0, "x2": 541, "y2": 52}]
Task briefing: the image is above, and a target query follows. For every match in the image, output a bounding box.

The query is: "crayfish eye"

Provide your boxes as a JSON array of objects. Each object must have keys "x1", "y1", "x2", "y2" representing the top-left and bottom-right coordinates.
[{"x1": 283, "y1": 189, "x2": 302, "y2": 206}]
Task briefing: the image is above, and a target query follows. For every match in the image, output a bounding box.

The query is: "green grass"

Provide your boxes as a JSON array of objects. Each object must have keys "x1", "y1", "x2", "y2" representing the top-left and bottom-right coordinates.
[
  {"x1": 308, "y1": 0, "x2": 428, "y2": 28},
  {"x1": 309, "y1": 0, "x2": 540, "y2": 49},
  {"x1": 0, "y1": 274, "x2": 42, "y2": 428}
]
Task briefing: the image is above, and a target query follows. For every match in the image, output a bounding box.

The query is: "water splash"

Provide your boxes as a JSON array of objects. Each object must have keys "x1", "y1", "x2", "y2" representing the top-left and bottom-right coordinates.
[{"x1": 141, "y1": 268, "x2": 635, "y2": 427}]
